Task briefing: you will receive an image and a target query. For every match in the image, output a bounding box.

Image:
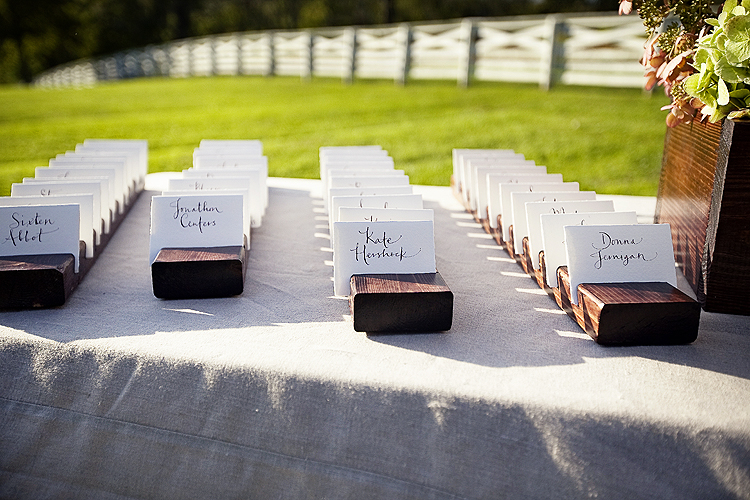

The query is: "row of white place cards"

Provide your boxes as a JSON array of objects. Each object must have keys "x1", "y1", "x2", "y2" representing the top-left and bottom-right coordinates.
[
  {"x1": 320, "y1": 146, "x2": 437, "y2": 297},
  {"x1": 0, "y1": 139, "x2": 147, "y2": 274},
  {"x1": 149, "y1": 140, "x2": 267, "y2": 264},
  {"x1": 452, "y1": 148, "x2": 678, "y2": 305}
]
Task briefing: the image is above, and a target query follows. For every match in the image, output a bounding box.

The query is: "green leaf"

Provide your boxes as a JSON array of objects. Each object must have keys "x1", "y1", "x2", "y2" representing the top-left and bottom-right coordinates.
[
  {"x1": 695, "y1": 47, "x2": 711, "y2": 66},
  {"x1": 729, "y1": 88, "x2": 750, "y2": 98},
  {"x1": 725, "y1": 15, "x2": 750, "y2": 62},
  {"x1": 714, "y1": 55, "x2": 750, "y2": 82},
  {"x1": 707, "y1": 18, "x2": 720, "y2": 27},
  {"x1": 719, "y1": 78, "x2": 731, "y2": 105},
  {"x1": 724, "y1": 0, "x2": 738, "y2": 16},
  {"x1": 683, "y1": 73, "x2": 702, "y2": 97}
]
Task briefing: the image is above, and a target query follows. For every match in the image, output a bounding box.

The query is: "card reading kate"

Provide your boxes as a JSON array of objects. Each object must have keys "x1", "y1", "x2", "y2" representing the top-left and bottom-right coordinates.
[
  {"x1": 0, "y1": 204, "x2": 81, "y2": 272},
  {"x1": 332, "y1": 220, "x2": 436, "y2": 296},
  {"x1": 149, "y1": 194, "x2": 244, "y2": 265},
  {"x1": 541, "y1": 211, "x2": 638, "y2": 288},
  {"x1": 564, "y1": 223, "x2": 677, "y2": 305}
]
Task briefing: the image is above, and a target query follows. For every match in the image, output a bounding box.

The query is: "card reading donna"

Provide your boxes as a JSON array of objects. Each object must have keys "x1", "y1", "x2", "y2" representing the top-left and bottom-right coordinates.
[
  {"x1": 0, "y1": 204, "x2": 81, "y2": 272},
  {"x1": 564, "y1": 223, "x2": 677, "y2": 305},
  {"x1": 149, "y1": 194, "x2": 244, "y2": 265},
  {"x1": 332, "y1": 220, "x2": 436, "y2": 296}
]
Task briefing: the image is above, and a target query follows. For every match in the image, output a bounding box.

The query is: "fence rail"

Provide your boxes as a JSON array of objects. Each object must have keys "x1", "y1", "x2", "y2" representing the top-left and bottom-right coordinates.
[{"x1": 34, "y1": 13, "x2": 648, "y2": 90}]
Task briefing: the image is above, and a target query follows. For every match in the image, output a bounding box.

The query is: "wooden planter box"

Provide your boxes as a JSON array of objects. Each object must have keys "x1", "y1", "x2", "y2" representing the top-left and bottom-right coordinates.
[{"x1": 655, "y1": 118, "x2": 750, "y2": 315}]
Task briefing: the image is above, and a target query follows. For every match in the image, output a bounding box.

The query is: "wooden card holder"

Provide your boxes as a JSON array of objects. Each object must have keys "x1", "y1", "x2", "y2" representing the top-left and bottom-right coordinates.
[
  {"x1": 493, "y1": 214, "x2": 504, "y2": 246},
  {"x1": 349, "y1": 272, "x2": 453, "y2": 333},
  {"x1": 151, "y1": 245, "x2": 248, "y2": 300},
  {"x1": 555, "y1": 266, "x2": 700, "y2": 345},
  {"x1": 521, "y1": 238, "x2": 552, "y2": 292},
  {"x1": 0, "y1": 192, "x2": 142, "y2": 310}
]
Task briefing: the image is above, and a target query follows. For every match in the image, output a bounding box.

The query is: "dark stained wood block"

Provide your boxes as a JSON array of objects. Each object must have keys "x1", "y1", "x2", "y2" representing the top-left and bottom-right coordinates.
[
  {"x1": 505, "y1": 225, "x2": 522, "y2": 262},
  {"x1": 0, "y1": 252, "x2": 80, "y2": 309},
  {"x1": 152, "y1": 245, "x2": 248, "y2": 300},
  {"x1": 349, "y1": 272, "x2": 453, "y2": 333},
  {"x1": 556, "y1": 266, "x2": 700, "y2": 345},
  {"x1": 492, "y1": 214, "x2": 504, "y2": 246}
]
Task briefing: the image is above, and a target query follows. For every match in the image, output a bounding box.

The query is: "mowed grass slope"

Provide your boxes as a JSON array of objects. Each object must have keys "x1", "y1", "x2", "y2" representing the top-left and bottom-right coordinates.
[{"x1": 0, "y1": 76, "x2": 669, "y2": 196}]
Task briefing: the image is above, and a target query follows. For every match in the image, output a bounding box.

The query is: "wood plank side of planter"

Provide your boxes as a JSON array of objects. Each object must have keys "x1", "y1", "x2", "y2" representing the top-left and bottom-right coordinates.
[
  {"x1": 705, "y1": 119, "x2": 750, "y2": 314},
  {"x1": 655, "y1": 119, "x2": 750, "y2": 315}
]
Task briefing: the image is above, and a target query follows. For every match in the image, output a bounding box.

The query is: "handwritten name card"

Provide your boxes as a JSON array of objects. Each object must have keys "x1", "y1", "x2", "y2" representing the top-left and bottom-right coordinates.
[
  {"x1": 499, "y1": 182, "x2": 578, "y2": 237},
  {"x1": 51, "y1": 157, "x2": 128, "y2": 211},
  {"x1": 149, "y1": 194, "x2": 244, "y2": 264},
  {"x1": 541, "y1": 211, "x2": 638, "y2": 287},
  {"x1": 327, "y1": 186, "x2": 413, "y2": 215},
  {"x1": 486, "y1": 173, "x2": 560, "y2": 229},
  {"x1": 564, "y1": 223, "x2": 677, "y2": 304},
  {"x1": 524, "y1": 199, "x2": 615, "y2": 270},
  {"x1": 332, "y1": 220, "x2": 436, "y2": 296},
  {"x1": 0, "y1": 195, "x2": 95, "y2": 258},
  {"x1": 0, "y1": 204, "x2": 81, "y2": 272},
  {"x1": 12, "y1": 181, "x2": 104, "y2": 245}
]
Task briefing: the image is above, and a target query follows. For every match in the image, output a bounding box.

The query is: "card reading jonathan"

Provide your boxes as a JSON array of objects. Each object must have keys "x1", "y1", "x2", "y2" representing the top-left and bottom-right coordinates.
[
  {"x1": 149, "y1": 194, "x2": 244, "y2": 264},
  {"x1": 564, "y1": 224, "x2": 677, "y2": 305},
  {"x1": 332, "y1": 220, "x2": 436, "y2": 296}
]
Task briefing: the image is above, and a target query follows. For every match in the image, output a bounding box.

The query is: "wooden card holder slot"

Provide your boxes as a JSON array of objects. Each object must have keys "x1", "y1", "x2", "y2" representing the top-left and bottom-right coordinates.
[
  {"x1": 0, "y1": 190, "x2": 143, "y2": 310},
  {"x1": 505, "y1": 225, "x2": 522, "y2": 263},
  {"x1": 555, "y1": 266, "x2": 700, "y2": 345},
  {"x1": 493, "y1": 214, "x2": 504, "y2": 246},
  {"x1": 152, "y1": 245, "x2": 248, "y2": 300},
  {"x1": 349, "y1": 272, "x2": 453, "y2": 333},
  {"x1": 521, "y1": 239, "x2": 552, "y2": 292}
]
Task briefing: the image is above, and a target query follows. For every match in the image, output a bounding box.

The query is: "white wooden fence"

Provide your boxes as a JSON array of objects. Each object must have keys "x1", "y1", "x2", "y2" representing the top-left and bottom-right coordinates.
[{"x1": 34, "y1": 13, "x2": 648, "y2": 90}]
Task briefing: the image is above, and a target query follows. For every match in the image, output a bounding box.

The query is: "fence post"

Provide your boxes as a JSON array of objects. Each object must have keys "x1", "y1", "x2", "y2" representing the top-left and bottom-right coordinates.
[
  {"x1": 396, "y1": 23, "x2": 413, "y2": 86},
  {"x1": 458, "y1": 18, "x2": 477, "y2": 87},
  {"x1": 539, "y1": 15, "x2": 564, "y2": 91},
  {"x1": 344, "y1": 27, "x2": 357, "y2": 84},
  {"x1": 304, "y1": 31, "x2": 314, "y2": 81},
  {"x1": 264, "y1": 31, "x2": 276, "y2": 77},
  {"x1": 210, "y1": 36, "x2": 218, "y2": 76},
  {"x1": 236, "y1": 34, "x2": 243, "y2": 75}
]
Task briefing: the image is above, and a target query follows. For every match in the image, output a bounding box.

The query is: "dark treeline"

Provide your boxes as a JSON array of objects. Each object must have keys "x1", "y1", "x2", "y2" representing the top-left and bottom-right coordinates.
[{"x1": 0, "y1": 0, "x2": 618, "y2": 83}]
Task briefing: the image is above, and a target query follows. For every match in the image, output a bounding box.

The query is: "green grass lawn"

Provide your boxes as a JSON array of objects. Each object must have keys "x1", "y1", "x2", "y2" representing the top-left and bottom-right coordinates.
[{"x1": 0, "y1": 76, "x2": 670, "y2": 197}]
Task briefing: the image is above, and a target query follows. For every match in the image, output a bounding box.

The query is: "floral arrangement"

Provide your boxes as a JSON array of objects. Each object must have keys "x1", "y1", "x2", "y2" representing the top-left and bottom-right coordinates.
[{"x1": 620, "y1": 0, "x2": 750, "y2": 126}]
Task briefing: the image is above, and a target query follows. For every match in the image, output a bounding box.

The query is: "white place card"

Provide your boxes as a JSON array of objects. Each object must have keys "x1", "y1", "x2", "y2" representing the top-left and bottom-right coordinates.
[
  {"x1": 459, "y1": 152, "x2": 525, "y2": 206},
  {"x1": 149, "y1": 194, "x2": 244, "y2": 264},
  {"x1": 483, "y1": 170, "x2": 554, "y2": 227},
  {"x1": 541, "y1": 211, "x2": 638, "y2": 288},
  {"x1": 54, "y1": 155, "x2": 129, "y2": 211},
  {"x1": 181, "y1": 169, "x2": 266, "y2": 219},
  {"x1": 320, "y1": 158, "x2": 395, "y2": 188},
  {"x1": 511, "y1": 191, "x2": 596, "y2": 254},
  {"x1": 332, "y1": 220, "x2": 436, "y2": 296},
  {"x1": 525, "y1": 200, "x2": 615, "y2": 270},
  {"x1": 73, "y1": 146, "x2": 140, "y2": 197},
  {"x1": 467, "y1": 160, "x2": 538, "y2": 212},
  {"x1": 0, "y1": 204, "x2": 81, "y2": 272},
  {"x1": 333, "y1": 207, "x2": 433, "y2": 249},
  {"x1": 327, "y1": 185, "x2": 413, "y2": 215},
  {"x1": 199, "y1": 139, "x2": 263, "y2": 155},
  {"x1": 82, "y1": 139, "x2": 148, "y2": 182},
  {"x1": 190, "y1": 161, "x2": 268, "y2": 209},
  {"x1": 0, "y1": 195, "x2": 95, "y2": 258},
  {"x1": 452, "y1": 149, "x2": 517, "y2": 188},
  {"x1": 329, "y1": 193, "x2": 423, "y2": 232},
  {"x1": 338, "y1": 207, "x2": 433, "y2": 223},
  {"x1": 471, "y1": 163, "x2": 543, "y2": 212},
  {"x1": 564, "y1": 223, "x2": 677, "y2": 304},
  {"x1": 167, "y1": 177, "x2": 257, "y2": 229},
  {"x1": 500, "y1": 182, "x2": 578, "y2": 240},
  {"x1": 12, "y1": 181, "x2": 104, "y2": 245},
  {"x1": 34, "y1": 168, "x2": 115, "y2": 232}
]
